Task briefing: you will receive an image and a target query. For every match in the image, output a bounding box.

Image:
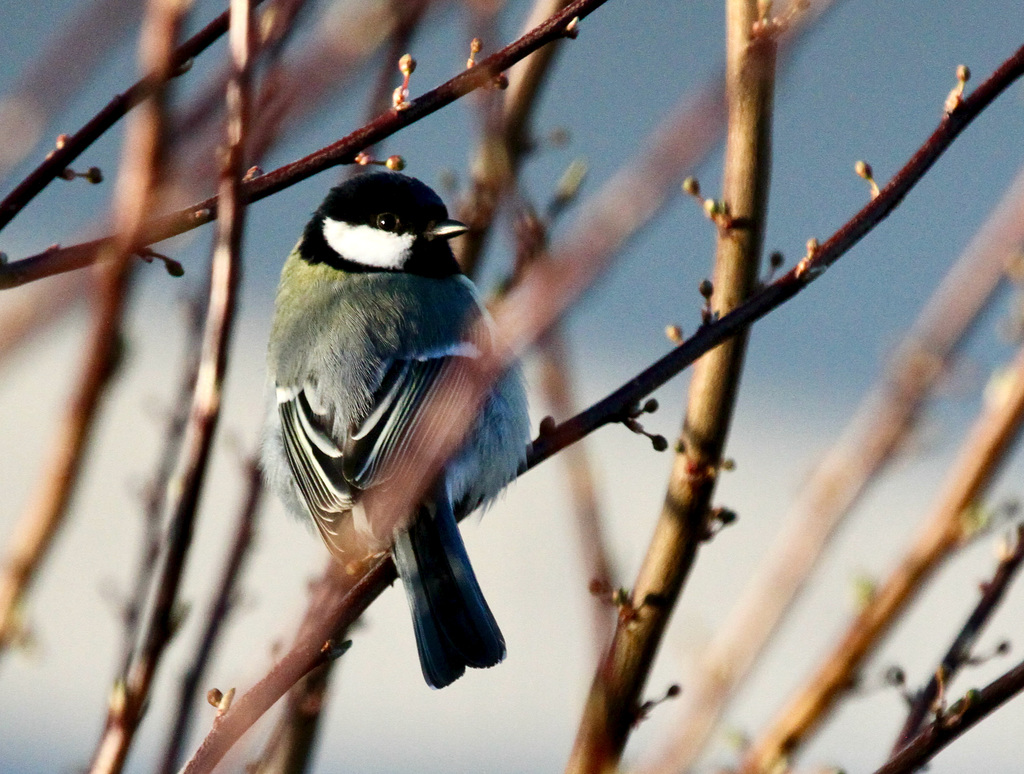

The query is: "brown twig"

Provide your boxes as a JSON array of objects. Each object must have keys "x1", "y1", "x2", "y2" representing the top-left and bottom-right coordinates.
[
  {"x1": 871, "y1": 653, "x2": 1024, "y2": 774},
  {"x1": 892, "y1": 523, "x2": 1024, "y2": 753},
  {"x1": 526, "y1": 37, "x2": 1024, "y2": 469},
  {"x1": 0, "y1": 1, "x2": 267, "y2": 234},
  {"x1": 518, "y1": 196, "x2": 616, "y2": 659},
  {"x1": 0, "y1": 261, "x2": 127, "y2": 657},
  {"x1": 175, "y1": 38, "x2": 1024, "y2": 774},
  {"x1": 88, "y1": 0, "x2": 248, "y2": 770},
  {"x1": 157, "y1": 457, "x2": 264, "y2": 774},
  {"x1": 642, "y1": 158, "x2": 1024, "y2": 774},
  {"x1": 0, "y1": 0, "x2": 611, "y2": 289},
  {"x1": 454, "y1": 0, "x2": 574, "y2": 275},
  {"x1": 566, "y1": 2, "x2": 776, "y2": 770},
  {"x1": 355, "y1": 0, "x2": 430, "y2": 157},
  {"x1": 538, "y1": 326, "x2": 616, "y2": 657},
  {"x1": 0, "y1": 0, "x2": 142, "y2": 181},
  {"x1": 241, "y1": 0, "x2": 411, "y2": 169},
  {"x1": 740, "y1": 340, "x2": 1024, "y2": 773},
  {"x1": 182, "y1": 557, "x2": 394, "y2": 774},
  {"x1": 116, "y1": 296, "x2": 204, "y2": 676},
  {"x1": 0, "y1": 0, "x2": 184, "y2": 661},
  {"x1": 249, "y1": 648, "x2": 338, "y2": 774}
]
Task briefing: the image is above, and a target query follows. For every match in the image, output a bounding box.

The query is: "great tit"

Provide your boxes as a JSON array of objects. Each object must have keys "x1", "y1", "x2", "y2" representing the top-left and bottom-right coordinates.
[{"x1": 262, "y1": 169, "x2": 530, "y2": 688}]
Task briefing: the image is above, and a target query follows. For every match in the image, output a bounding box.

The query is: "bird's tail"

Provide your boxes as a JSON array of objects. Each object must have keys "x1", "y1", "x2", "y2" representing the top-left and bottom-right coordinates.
[{"x1": 392, "y1": 492, "x2": 505, "y2": 689}]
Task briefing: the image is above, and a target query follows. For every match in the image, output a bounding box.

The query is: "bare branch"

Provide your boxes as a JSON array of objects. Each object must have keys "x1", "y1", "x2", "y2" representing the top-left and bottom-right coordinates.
[
  {"x1": 0, "y1": 0, "x2": 268, "y2": 234},
  {"x1": 116, "y1": 297, "x2": 204, "y2": 676},
  {"x1": 871, "y1": 653, "x2": 1024, "y2": 774},
  {"x1": 566, "y1": 2, "x2": 777, "y2": 769},
  {"x1": 0, "y1": 0, "x2": 184, "y2": 663},
  {"x1": 527, "y1": 38, "x2": 1024, "y2": 469},
  {"x1": 89, "y1": 0, "x2": 249, "y2": 769},
  {"x1": 740, "y1": 340, "x2": 1024, "y2": 773},
  {"x1": 182, "y1": 557, "x2": 393, "y2": 774},
  {"x1": 157, "y1": 457, "x2": 264, "y2": 774},
  {"x1": 0, "y1": 0, "x2": 611, "y2": 289},
  {"x1": 642, "y1": 159, "x2": 1024, "y2": 774},
  {"x1": 892, "y1": 523, "x2": 1024, "y2": 753}
]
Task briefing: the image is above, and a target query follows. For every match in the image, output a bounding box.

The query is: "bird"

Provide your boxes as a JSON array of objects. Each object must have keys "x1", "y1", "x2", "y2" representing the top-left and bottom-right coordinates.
[{"x1": 262, "y1": 169, "x2": 530, "y2": 688}]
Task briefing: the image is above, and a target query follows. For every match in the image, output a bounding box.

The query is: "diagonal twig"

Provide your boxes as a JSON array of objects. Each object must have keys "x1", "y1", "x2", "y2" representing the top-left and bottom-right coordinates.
[
  {"x1": 740, "y1": 339, "x2": 1024, "y2": 773},
  {"x1": 0, "y1": 0, "x2": 185, "y2": 663},
  {"x1": 892, "y1": 523, "x2": 1024, "y2": 753},
  {"x1": 565, "y1": 2, "x2": 777, "y2": 769},
  {"x1": 642, "y1": 157, "x2": 1024, "y2": 774},
  {"x1": 0, "y1": 0, "x2": 611, "y2": 289},
  {"x1": 88, "y1": 0, "x2": 250, "y2": 770},
  {"x1": 0, "y1": 0, "x2": 268, "y2": 234},
  {"x1": 871, "y1": 652, "x2": 1024, "y2": 774}
]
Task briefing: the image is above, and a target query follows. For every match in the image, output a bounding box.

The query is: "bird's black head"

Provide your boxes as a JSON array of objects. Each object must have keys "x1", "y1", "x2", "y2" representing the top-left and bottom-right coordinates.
[{"x1": 299, "y1": 170, "x2": 466, "y2": 278}]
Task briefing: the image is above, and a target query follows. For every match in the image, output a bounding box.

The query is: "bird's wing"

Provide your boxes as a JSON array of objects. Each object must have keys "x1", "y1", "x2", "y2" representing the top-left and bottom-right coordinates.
[
  {"x1": 277, "y1": 342, "x2": 477, "y2": 553},
  {"x1": 277, "y1": 387, "x2": 354, "y2": 555}
]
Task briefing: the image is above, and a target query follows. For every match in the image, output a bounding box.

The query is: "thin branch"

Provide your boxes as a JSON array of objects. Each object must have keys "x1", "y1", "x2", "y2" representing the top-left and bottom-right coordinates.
[
  {"x1": 157, "y1": 457, "x2": 264, "y2": 774},
  {"x1": 0, "y1": 0, "x2": 611, "y2": 289},
  {"x1": 0, "y1": 0, "x2": 183, "y2": 661},
  {"x1": 0, "y1": 260, "x2": 126, "y2": 657},
  {"x1": 182, "y1": 557, "x2": 394, "y2": 774},
  {"x1": 526, "y1": 38, "x2": 1024, "y2": 469},
  {"x1": 871, "y1": 653, "x2": 1024, "y2": 774},
  {"x1": 892, "y1": 523, "x2": 1024, "y2": 753},
  {"x1": 566, "y1": 2, "x2": 777, "y2": 770},
  {"x1": 242, "y1": 0, "x2": 414, "y2": 168},
  {"x1": 0, "y1": 1, "x2": 267, "y2": 234},
  {"x1": 88, "y1": 0, "x2": 248, "y2": 770},
  {"x1": 454, "y1": 0, "x2": 573, "y2": 275},
  {"x1": 176, "y1": 39, "x2": 1024, "y2": 774},
  {"x1": 116, "y1": 297, "x2": 204, "y2": 676},
  {"x1": 740, "y1": 340, "x2": 1024, "y2": 773},
  {"x1": 249, "y1": 657, "x2": 337, "y2": 774},
  {"x1": 642, "y1": 158, "x2": 1024, "y2": 774},
  {"x1": 537, "y1": 327, "x2": 616, "y2": 658},
  {"x1": 358, "y1": 0, "x2": 430, "y2": 147}
]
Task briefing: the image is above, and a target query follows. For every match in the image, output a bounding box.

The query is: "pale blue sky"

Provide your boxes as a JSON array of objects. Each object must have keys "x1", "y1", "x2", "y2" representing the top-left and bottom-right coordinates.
[{"x1": 2, "y1": 1, "x2": 1024, "y2": 773}]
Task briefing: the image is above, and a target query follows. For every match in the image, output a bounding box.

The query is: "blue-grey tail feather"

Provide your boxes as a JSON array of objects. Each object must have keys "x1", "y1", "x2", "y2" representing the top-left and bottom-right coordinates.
[{"x1": 392, "y1": 493, "x2": 505, "y2": 689}]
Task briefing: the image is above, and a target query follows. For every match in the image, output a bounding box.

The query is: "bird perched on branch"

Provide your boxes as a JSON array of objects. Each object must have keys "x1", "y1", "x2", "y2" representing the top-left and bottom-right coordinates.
[{"x1": 262, "y1": 169, "x2": 529, "y2": 688}]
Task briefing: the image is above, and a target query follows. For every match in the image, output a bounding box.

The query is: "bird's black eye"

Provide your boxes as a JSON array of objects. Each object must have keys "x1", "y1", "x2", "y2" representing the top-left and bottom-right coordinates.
[{"x1": 376, "y1": 212, "x2": 400, "y2": 232}]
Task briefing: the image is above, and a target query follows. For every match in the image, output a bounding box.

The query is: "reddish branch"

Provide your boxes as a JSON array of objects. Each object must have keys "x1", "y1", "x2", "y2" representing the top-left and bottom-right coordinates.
[
  {"x1": 527, "y1": 38, "x2": 1024, "y2": 469},
  {"x1": 157, "y1": 459, "x2": 264, "y2": 774},
  {"x1": 0, "y1": 0, "x2": 268, "y2": 234},
  {"x1": 116, "y1": 298, "x2": 204, "y2": 676},
  {"x1": 182, "y1": 558, "x2": 394, "y2": 774},
  {"x1": 566, "y1": 1, "x2": 777, "y2": 768},
  {"x1": 872, "y1": 653, "x2": 1024, "y2": 774},
  {"x1": 0, "y1": 0, "x2": 609, "y2": 289},
  {"x1": 89, "y1": 1, "x2": 250, "y2": 771},
  {"x1": 892, "y1": 523, "x2": 1024, "y2": 753},
  {"x1": 0, "y1": 0, "x2": 186, "y2": 660},
  {"x1": 176, "y1": 39, "x2": 1024, "y2": 774}
]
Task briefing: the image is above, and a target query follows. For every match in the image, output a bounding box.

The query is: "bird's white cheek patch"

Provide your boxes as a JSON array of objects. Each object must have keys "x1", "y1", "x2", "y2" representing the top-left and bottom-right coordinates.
[{"x1": 322, "y1": 218, "x2": 414, "y2": 269}]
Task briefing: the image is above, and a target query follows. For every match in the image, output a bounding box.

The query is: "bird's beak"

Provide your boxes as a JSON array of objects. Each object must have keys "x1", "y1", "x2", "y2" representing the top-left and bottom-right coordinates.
[{"x1": 425, "y1": 218, "x2": 469, "y2": 240}]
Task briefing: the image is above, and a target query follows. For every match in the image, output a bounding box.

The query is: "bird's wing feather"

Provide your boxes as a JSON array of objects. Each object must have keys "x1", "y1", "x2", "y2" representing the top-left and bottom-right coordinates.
[
  {"x1": 277, "y1": 342, "x2": 476, "y2": 552},
  {"x1": 343, "y1": 347, "x2": 475, "y2": 490},
  {"x1": 278, "y1": 391, "x2": 353, "y2": 555}
]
